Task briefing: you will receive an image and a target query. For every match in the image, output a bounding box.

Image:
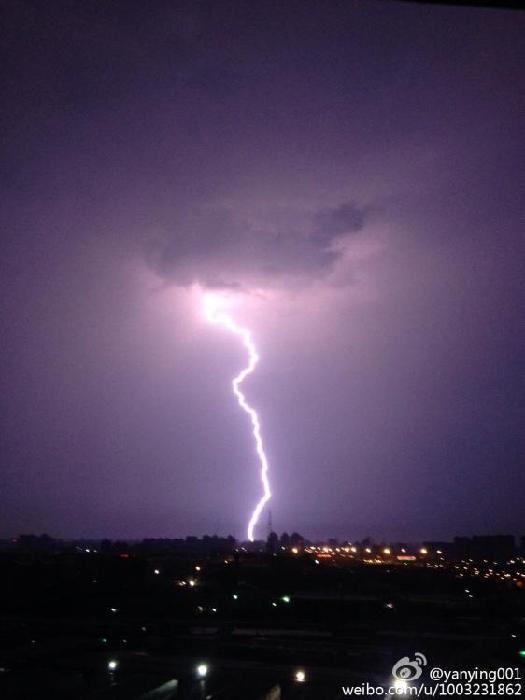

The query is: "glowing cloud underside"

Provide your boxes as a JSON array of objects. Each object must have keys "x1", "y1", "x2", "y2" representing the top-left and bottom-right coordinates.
[{"x1": 204, "y1": 294, "x2": 271, "y2": 542}]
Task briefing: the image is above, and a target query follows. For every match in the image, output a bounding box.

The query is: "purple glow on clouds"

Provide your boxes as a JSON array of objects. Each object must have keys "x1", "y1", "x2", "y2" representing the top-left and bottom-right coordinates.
[{"x1": 1, "y1": 1, "x2": 524, "y2": 540}]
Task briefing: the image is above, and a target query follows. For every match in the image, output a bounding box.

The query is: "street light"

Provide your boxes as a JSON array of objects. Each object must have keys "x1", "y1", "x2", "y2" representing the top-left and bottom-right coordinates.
[
  {"x1": 393, "y1": 679, "x2": 408, "y2": 693},
  {"x1": 196, "y1": 663, "x2": 208, "y2": 678},
  {"x1": 294, "y1": 669, "x2": 306, "y2": 683}
]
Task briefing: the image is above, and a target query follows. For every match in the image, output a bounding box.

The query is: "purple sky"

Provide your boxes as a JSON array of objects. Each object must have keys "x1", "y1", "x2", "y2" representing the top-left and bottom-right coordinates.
[{"x1": 2, "y1": 1, "x2": 524, "y2": 541}]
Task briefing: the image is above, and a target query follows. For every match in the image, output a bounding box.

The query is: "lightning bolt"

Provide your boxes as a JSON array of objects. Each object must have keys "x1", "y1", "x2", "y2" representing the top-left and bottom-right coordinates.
[{"x1": 204, "y1": 293, "x2": 271, "y2": 542}]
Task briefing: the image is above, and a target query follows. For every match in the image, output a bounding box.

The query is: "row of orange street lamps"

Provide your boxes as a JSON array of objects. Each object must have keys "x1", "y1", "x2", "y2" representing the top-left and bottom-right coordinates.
[{"x1": 298, "y1": 544, "x2": 431, "y2": 559}]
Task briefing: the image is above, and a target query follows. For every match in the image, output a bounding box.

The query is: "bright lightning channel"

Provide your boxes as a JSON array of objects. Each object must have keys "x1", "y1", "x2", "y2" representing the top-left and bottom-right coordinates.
[{"x1": 204, "y1": 294, "x2": 271, "y2": 542}]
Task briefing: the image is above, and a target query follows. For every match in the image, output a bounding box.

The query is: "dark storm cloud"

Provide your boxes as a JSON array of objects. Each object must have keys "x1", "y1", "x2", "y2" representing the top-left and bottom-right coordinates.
[
  {"x1": 148, "y1": 202, "x2": 366, "y2": 288},
  {"x1": 311, "y1": 203, "x2": 365, "y2": 245}
]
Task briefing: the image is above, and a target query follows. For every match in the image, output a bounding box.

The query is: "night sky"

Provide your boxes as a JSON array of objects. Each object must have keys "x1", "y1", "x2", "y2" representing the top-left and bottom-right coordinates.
[{"x1": 2, "y1": 1, "x2": 524, "y2": 541}]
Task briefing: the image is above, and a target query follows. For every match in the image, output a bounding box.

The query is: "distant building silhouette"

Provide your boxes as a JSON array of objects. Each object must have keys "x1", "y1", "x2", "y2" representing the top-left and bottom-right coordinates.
[
  {"x1": 266, "y1": 531, "x2": 279, "y2": 554},
  {"x1": 454, "y1": 535, "x2": 515, "y2": 561}
]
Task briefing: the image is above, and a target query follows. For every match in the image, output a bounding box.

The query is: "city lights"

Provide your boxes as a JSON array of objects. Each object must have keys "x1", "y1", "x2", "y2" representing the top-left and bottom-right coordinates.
[{"x1": 2, "y1": 4, "x2": 523, "y2": 699}]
